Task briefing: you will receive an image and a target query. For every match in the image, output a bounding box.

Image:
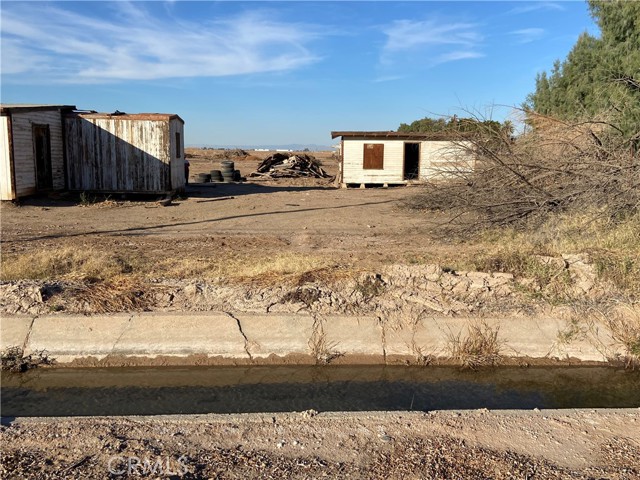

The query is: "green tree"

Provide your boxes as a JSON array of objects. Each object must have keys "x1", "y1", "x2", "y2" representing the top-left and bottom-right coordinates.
[
  {"x1": 398, "y1": 116, "x2": 513, "y2": 136},
  {"x1": 526, "y1": 0, "x2": 640, "y2": 138}
]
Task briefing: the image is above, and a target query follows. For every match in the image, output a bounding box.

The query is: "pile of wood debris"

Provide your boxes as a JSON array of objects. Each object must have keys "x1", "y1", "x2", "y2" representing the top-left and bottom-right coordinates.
[{"x1": 249, "y1": 153, "x2": 331, "y2": 179}]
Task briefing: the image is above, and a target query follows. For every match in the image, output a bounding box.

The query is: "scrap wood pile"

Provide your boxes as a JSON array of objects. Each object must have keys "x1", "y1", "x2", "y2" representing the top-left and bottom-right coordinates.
[
  {"x1": 215, "y1": 148, "x2": 249, "y2": 159},
  {"x1": 249, "y1": 153, "x2": 331, "y2": 179}
]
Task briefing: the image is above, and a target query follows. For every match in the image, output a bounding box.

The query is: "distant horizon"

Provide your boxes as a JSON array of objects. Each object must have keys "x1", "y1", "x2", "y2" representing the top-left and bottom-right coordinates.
[{"x1": 186, "y1": 144, "x2": 335, "y2": 152}]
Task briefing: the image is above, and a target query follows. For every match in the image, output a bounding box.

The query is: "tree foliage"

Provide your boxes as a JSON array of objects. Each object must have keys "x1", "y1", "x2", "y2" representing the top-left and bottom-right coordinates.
[
  {"x1": 398, "y1": 116, "x2": 513, "y2": 136},
  {"x1": 526, "y1": 0, "x2": 640, "y2": 139}
]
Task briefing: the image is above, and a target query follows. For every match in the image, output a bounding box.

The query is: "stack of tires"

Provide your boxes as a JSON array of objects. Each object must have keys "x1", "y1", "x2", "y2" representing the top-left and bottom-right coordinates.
[
  {"x1": 197, "y1": 173, "x2": 211, "y2": 183},
  {"x1": 210, "y1": 169, "x2": 223, "y2": 182},
  {"x1": 220, "y1": 161, "x2": 235, "y2": 183}
]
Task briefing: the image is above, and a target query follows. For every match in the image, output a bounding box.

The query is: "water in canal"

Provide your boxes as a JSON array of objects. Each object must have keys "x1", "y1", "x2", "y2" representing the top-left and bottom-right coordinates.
[{"x1": 2, "y1": 365, "x2": 639, "y2": 417}]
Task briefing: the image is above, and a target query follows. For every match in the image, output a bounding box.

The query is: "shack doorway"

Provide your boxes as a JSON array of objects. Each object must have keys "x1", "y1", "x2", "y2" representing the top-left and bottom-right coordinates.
[
  {"x1": 33, "y1": 124, "x2": 53, "y2": 191},
  {"x1": 403, "y1": 142, "x2": 420, "y2": 180}
]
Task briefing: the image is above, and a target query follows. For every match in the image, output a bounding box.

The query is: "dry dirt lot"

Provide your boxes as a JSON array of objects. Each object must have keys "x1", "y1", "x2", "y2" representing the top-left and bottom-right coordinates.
[
  {"x1": 2, "y1": 410, "x2": 639, "y2": 479},
  {"x1": 1, "y1": 149, "x2": 452, "y2": 268}
]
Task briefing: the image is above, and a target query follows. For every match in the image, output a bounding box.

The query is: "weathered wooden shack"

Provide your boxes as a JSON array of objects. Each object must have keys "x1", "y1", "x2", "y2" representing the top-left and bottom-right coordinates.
[
  {"x1": 64, "y1": 112, "x2": 185, "y2": 194},
  {"x1": 331, "y1": 131, "x2": 474, "y2": 187},
  {"x1": 0, "y1": 104, "x2": 76, "y2": 200}
]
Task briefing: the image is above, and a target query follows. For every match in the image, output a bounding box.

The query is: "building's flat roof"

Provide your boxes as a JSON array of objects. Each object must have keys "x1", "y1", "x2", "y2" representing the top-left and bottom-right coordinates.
[
  {"x1": 331, "y1": 131, "x2": 468, "y2": 140},
  {"x1": 0, "y1": 104, "x2": 76, "y2": 114},
  {"x1": 69, "y1": 112, "x2": 185, "y2": 123}
]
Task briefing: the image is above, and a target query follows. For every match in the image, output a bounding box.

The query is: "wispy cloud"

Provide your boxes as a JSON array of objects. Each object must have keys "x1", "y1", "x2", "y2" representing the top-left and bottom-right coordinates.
[
  {"x1": 0, "y1": 2, "x2": 323, "y2": 84},
  {"x1": 508, "y1": 2, "x2": 565, "y2": 15},
  {"x1": 509, "y1": 28, "x2": 545, "y2": 44},
  {"x1": 380, "y1": 19, "x2": 483, "y2": 67},
  {"x1": 372, "y1": 75, "x2": 405, "y2": 83}
]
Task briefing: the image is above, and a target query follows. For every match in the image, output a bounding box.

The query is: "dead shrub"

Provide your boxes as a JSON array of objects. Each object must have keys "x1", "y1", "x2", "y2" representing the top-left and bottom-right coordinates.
[
  {"x1": 1, "y1": 347, "x2": 55, "y2": 372},
  {"x1": 448, "y1": 321, "x2": 502, "y2": 369},
  {"x1": 407, "y1": 111, "x2": 639, "y2": 236}
]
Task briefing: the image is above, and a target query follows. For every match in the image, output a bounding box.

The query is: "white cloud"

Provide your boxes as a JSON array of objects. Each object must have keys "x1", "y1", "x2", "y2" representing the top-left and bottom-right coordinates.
[
  {"x1": 0, "y1": 2, "x2": 323, "y2": 84},
  {"x1": 509, "y1": 28, "x2": 545, "y2": 44},
  {"x1": 508, "y1": 2, "x2": 565, "y2": 15},
  {"x1": 436, "y1": 50, "x2": 485, "y2": 63},
  {"x1": 380, "y1": 19, "x2": 483, "y2": 66},
  {"x1": 372, "y1": 75, "x2": 405, "y2": 83}
]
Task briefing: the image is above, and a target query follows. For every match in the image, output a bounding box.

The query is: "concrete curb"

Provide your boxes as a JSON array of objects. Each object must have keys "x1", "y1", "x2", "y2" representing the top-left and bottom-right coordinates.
[{"x1": 1, "y1": 312, "x2": 623, "y2": 365}]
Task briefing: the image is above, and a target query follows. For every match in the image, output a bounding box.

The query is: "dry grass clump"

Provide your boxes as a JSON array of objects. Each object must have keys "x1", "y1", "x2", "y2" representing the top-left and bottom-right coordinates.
[
  {"x1": 601, "y1": 304, "x2": 640, "y2": 368},
  {"x1": 154, "y1": 252, "x2": 339, "y2": 285},
  {"x1": 0, "y1": 247, "x2": 136, "y2": 282},
  {"x1": 63, "y1": 276, "x2": 154, "y2": 314},
  {"x1": 448, "y1": 322, "x2": 502, "y2": 369},
  {"x1": 444, "y1": 209, "x2": 640, "y2": 298}
]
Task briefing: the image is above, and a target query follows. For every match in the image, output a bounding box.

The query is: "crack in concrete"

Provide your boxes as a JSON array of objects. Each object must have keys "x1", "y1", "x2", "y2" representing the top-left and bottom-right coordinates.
[
  {"x1": 21, "y1": 316, "x2": 37, "y2": 353},
  {"x1": 225, "y1": 311, "x2": 253, "y2": 360},
  {"x1": 377, "y1": 316, "x2": 387, "y2": 363},
  {"x1": 107, "y1": 314, "x2": 135, "y2": 358}
]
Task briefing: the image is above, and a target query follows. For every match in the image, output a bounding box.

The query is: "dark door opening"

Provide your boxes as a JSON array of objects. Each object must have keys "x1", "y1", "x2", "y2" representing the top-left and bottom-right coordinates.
[
  {"x1": 33, "y1": 125, "x2": 53, "y2": 191},
  {"x1": 404, "y1": 143, "x2": 420, "y2": 180}
]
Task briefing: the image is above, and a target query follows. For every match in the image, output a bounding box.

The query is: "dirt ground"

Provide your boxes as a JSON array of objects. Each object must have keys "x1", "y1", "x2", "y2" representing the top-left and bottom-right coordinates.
[
  {"x1": 1, "y1": 149, "x2": 448, "y2": 267},
  {"x1": 1, "y1": 409, "x2": 639, "y2": 479}
]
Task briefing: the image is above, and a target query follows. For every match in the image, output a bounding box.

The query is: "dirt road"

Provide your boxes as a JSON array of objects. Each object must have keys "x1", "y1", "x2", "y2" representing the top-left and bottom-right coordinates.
[{"x1": 2, "y1": 409, "x2": 639, "y2": 479}]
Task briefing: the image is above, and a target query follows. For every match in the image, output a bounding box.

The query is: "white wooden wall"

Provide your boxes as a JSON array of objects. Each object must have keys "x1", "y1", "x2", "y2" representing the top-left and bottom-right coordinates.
[
  {"x1": 342, "y1": 139, "x2": 405, "y2": 184},
  {"x1": 65, "y1": 117, "x2": 173, "y2": 193},
  {"x1": 0, "y1": 116, "x2": 13, "y2": 200},
  {"x1": 6, "y1": 110, "x2": 65, "y2": 198},
  {"x1": 420, "y1": 141, "x2": 475, "y2": 180},
  {"x1": 341, "y1": 138, "x2": 475, "y2": 184}
]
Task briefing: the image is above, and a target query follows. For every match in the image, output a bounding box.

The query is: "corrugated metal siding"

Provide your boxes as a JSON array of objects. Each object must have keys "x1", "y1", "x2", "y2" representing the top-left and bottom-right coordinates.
[
  {"x1": 65, "y1": 116, "x2": 173, "y2": 193},
  {"x1": 420, "y1": 141, "x2": 475, "y2": 180},
  {"x1": 169, "y1": 118, "x2": 185, "y2": 190},
  {"x1": 342, "y1": 139, "x2": 405, "y2": 183},
  {"x1": 0, "y1": 116, "x2": 13, "y2": 200},
  {"x1": 9, "y1": 110, "x2": 65, "y2": 197}
]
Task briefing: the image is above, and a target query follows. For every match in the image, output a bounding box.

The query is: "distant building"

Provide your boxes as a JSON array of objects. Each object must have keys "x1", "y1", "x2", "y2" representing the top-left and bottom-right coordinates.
[
  {"x1": 331, "y1": 131, "x2": 474, "y2": 187},
  {"x1": 1, "y1": 104, "x2": 185, "y2": 200}
]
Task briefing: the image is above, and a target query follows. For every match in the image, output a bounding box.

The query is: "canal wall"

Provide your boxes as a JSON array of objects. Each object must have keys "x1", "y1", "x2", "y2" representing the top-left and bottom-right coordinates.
[
  {"x1": 0, "y1": 312, "x2": 624, "y2": 366},
  {"x1": 1, "y1": 312, "x2": 625, "y2": 366}
]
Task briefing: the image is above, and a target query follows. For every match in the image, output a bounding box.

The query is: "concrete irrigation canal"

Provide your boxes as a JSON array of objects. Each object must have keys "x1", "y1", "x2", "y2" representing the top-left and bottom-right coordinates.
[{"x1": 2, "y1": 365, "x2": 639, "y2": 417}]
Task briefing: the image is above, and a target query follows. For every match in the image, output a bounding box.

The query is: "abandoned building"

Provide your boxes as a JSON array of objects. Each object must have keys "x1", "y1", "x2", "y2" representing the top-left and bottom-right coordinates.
[
  {"x1": 331, "y1": 131, "x2": 474, "y2": 187},
  {"x1": 0, "y1": 104, "x2": 74, "y2": 200},
  {"x1": 0, "y1": 104, "x2": 185, "y2": 200}
]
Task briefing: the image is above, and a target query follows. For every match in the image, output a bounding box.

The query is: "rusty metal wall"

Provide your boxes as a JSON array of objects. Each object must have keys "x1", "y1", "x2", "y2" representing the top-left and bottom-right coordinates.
[{"x1": 65, "y1": 116, "x2": 173, "y2": 193}]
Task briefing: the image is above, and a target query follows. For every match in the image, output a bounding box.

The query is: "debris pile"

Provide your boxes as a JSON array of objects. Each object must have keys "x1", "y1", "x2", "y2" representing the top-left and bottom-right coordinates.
[
  {"x1": 249, "y1": 153, "x2": 331, "y2": 179},
  {"x1": 215, "y1": 148, "x2": 249, "y2": 159}
]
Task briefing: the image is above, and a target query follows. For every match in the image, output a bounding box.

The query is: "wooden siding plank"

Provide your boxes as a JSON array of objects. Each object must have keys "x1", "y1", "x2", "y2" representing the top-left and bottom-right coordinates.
[
  {"x1": 342, "y1": 139, "x2": 404, "y2": 184},
  {"x1": 10, "y1": 110, "x2": 64, "y2": 197},
  {"x1": 0, "y1": 116, "x2": 13, "y2": 200},
  {"x1": 169, "y1": 119, "x2": 185, "y2": 190},
  {"x1": 65, "y1": 116, "x2": 174, "y2": 193}
]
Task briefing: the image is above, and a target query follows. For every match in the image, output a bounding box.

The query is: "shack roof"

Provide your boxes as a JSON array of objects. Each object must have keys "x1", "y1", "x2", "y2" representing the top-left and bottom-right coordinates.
[
  {"x1": 0, "y1": 104, "x2": 76, "y2": 114},
  {"x1": 331, "y1": 131, "x2": 470, "y2": 140},
  {"x1": 68, "y1": 112, "x2": 185, "y2": 123}
]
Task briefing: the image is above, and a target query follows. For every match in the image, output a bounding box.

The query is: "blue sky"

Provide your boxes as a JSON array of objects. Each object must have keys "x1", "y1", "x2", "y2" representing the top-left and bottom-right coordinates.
[{"x1": 1, "y1": 1, "x2": 598, "y2": 146}]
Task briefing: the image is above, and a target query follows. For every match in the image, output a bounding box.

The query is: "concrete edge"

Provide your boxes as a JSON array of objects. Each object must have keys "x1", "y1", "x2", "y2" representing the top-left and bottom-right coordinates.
[{"x1": 1, "y1": 312, "x2": 627, "y2": 367}]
